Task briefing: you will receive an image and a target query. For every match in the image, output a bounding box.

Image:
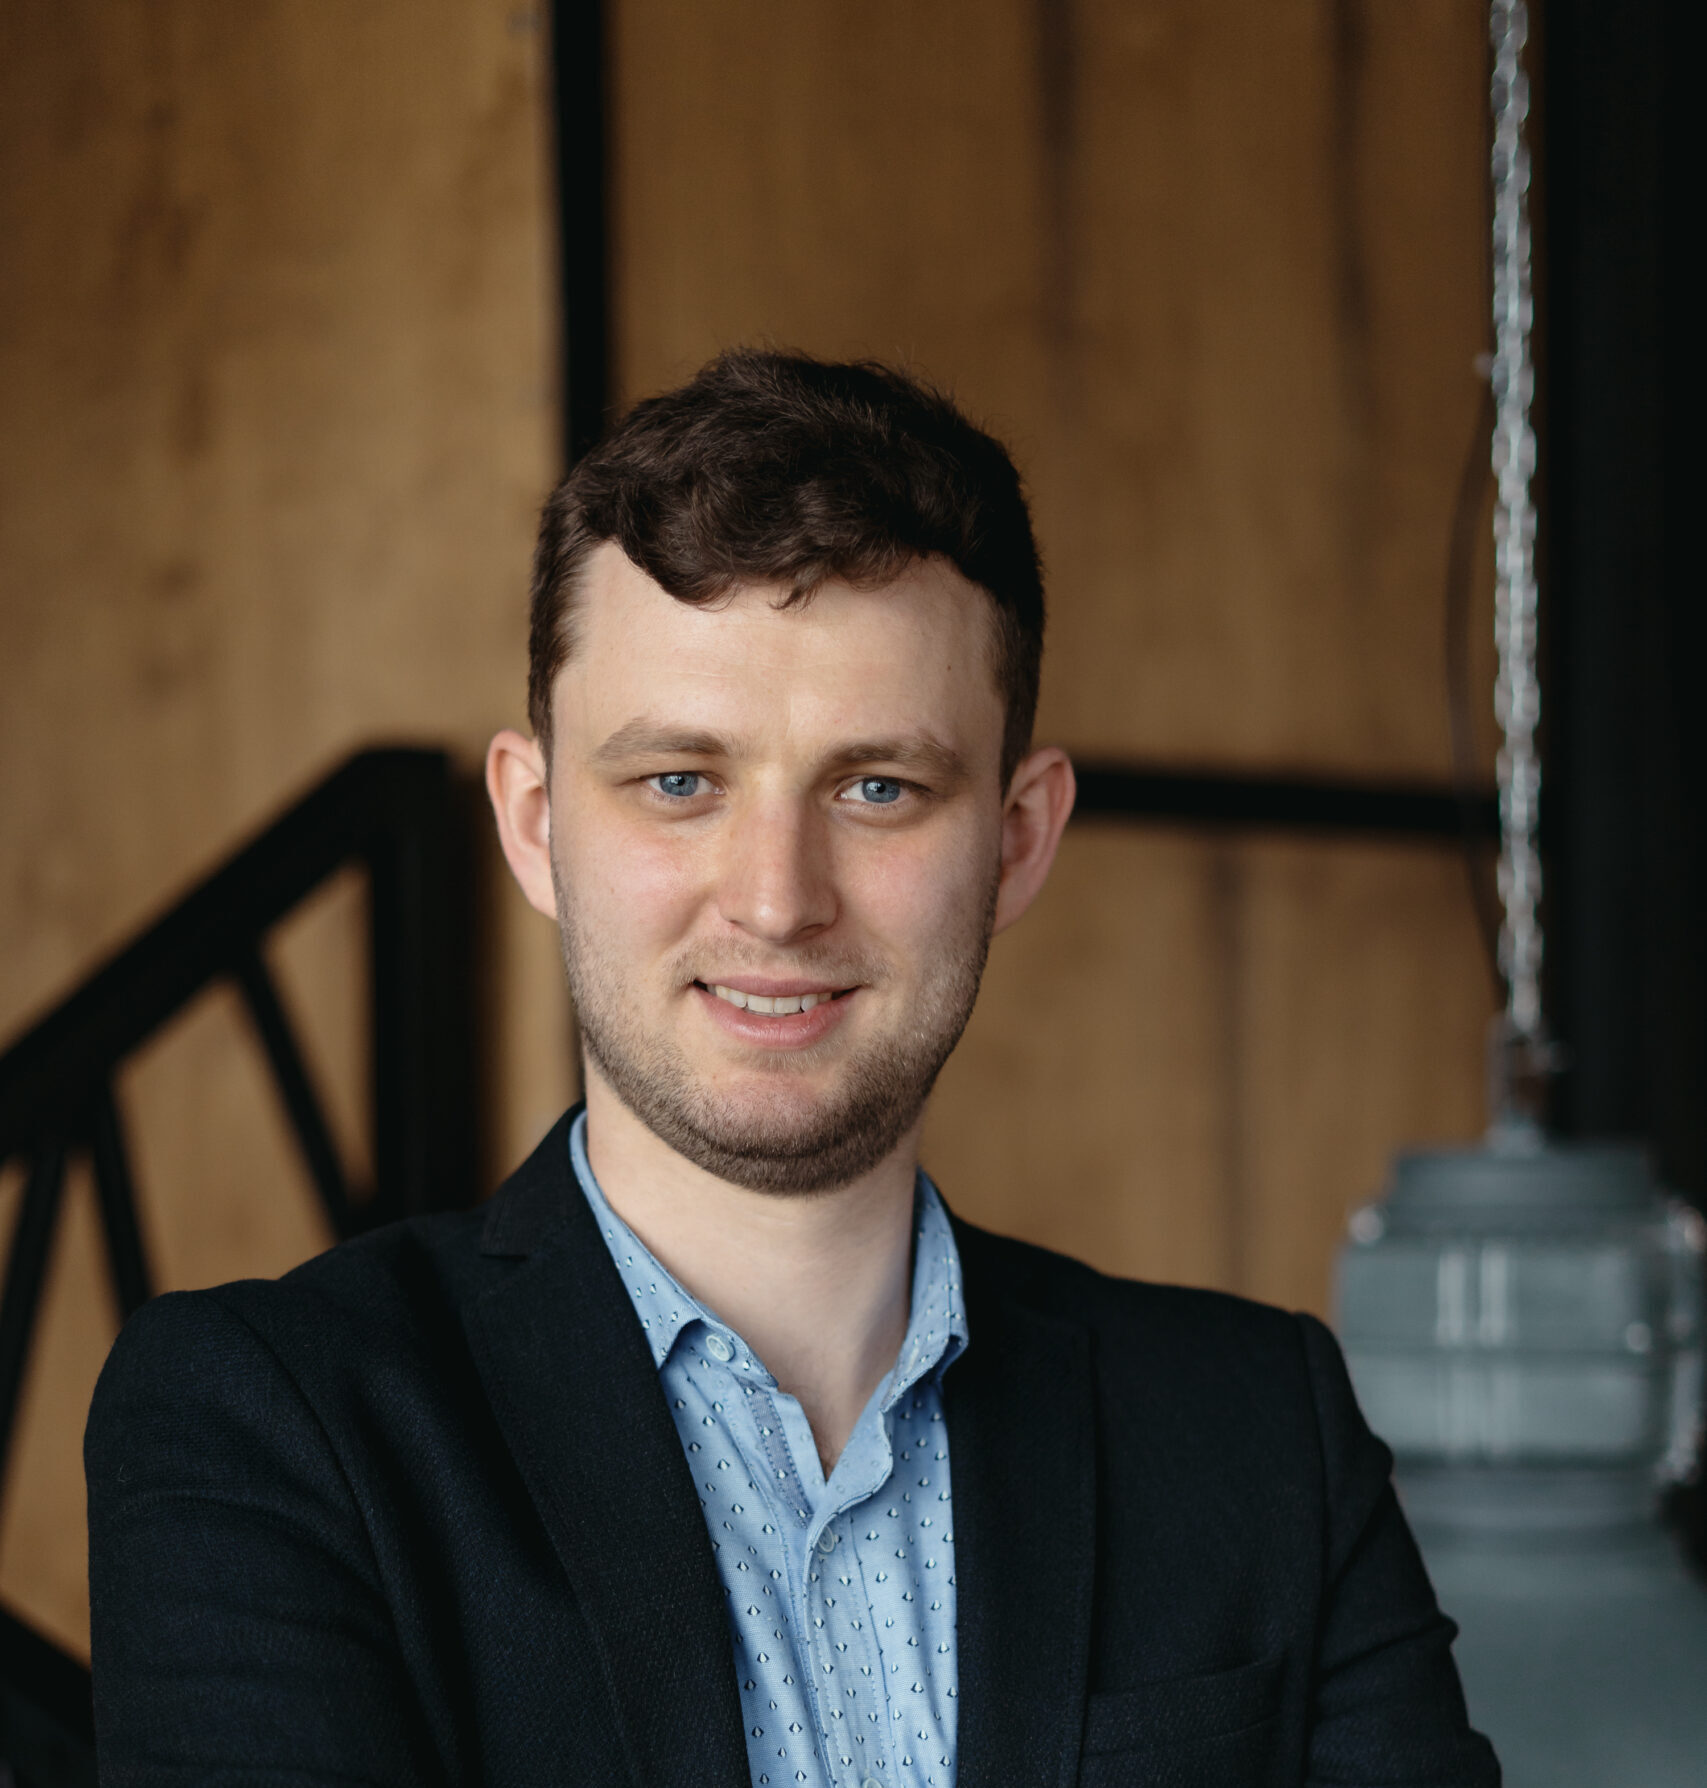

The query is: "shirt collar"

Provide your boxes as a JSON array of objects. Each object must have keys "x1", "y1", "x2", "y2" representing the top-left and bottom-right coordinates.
[{"x1": 569, "y1": 1109, "x2": 968, "y2": 1393}]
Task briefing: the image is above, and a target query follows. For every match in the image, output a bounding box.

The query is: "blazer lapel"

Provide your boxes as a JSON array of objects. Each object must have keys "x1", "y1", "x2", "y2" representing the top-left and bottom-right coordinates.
[
  {"x1": 462, "y1": 1115, "x2": 748, "y2": 1788},
  {"x1": 947, "y1": 1224, "x2": 1098, "y2": 1788}
]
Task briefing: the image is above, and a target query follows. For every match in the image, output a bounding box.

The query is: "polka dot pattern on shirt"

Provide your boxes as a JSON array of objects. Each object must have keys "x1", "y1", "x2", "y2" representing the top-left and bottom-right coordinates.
[{"x1": 571, "y1": 1114, "x2": 966, "y2": 1788}]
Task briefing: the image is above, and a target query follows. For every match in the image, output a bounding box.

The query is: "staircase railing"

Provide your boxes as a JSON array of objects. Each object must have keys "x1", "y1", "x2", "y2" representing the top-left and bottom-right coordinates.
[
  {"x1": 0, "y1": 747, "x2": 479, "y2": 1496},
  {"x1": 0, "y1": 747, "x2": 480, "y2": 1779}
]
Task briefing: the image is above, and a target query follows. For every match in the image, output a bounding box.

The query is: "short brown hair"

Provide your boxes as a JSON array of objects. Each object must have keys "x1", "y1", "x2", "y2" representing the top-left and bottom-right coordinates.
[{"x1": 528, "y1": 349, "x2": 1045, "y2": 784}]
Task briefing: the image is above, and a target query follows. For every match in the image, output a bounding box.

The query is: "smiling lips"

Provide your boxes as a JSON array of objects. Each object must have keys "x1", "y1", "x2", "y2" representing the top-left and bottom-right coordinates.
[{"x1": 703, "y1": 982, "x2": 849, "y2": 1015}]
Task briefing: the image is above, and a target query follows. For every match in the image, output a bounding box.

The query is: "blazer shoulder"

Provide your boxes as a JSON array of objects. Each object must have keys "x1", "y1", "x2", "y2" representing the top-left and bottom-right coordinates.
[
  {"x1": 240, "y1": 1201, "x2": 493, "y2": 1331},
  {"x1": 168, "y1": 1107, "x2": 584, "y2": 1344},
  {"x1": 953, "y1": 1221, "x2": 1384, "y2": 1510},
  {"x1": 93, "y1": 1113, "x2": 587, "y2": 1431},
  {"x1": 93, "y1": 1278, "x2": 284, "y2": 1408},
  {"x1": 90, "y1": 1204, "x2": 493, "y2": 1434},
  {"x1": 953, "y1": 1214, "x2": 1305, "y2": 1358}
]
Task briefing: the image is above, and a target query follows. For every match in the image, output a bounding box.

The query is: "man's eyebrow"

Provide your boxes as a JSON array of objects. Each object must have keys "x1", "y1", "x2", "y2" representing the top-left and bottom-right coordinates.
[
  {"x1": 826, "y1": 737, "x2": 969, "y2": 783},
  {"x1": 591, "y1": 721, "x2": 737, "y2": 762},
  {"x1": 589, "y1": 721, "x2": 970, "y2": 784}
]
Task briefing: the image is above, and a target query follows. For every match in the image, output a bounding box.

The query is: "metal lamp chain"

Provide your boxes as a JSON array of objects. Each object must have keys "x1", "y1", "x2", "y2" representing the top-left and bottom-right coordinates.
[{"x1": 1489, "y1": 0, "x2": 1542, "y2": 1038}]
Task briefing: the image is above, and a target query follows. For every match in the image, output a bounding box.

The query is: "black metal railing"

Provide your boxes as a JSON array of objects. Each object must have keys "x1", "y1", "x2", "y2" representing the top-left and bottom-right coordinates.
[
  {"x1": 0, "y1": 746, "x2": 478, "y2": 1500},
  {"x1": 0, "y1": 747, "x2": 477, "y2": 1779}
]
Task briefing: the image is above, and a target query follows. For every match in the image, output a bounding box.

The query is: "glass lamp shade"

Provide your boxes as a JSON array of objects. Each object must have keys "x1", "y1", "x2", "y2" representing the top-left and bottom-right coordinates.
[
  {"x1": 1339, "y1": 1142, "x2": 1702, "y2": 1533},
  {"x1": 1338, "y1": 1142, "x2": 1707, "y2": 1784}
]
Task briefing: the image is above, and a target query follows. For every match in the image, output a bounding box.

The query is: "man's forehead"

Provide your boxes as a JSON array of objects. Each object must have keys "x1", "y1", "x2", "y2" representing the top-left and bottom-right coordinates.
[
  {"x1": 565, "y1": 545, "x2": 999, "y2": 684},
  {"x1": 573, "y1": 538, "x2": 991, "y2": 630},
  {"x1": 553, "y1": 544, "x2": 1005, "y2": 767}
]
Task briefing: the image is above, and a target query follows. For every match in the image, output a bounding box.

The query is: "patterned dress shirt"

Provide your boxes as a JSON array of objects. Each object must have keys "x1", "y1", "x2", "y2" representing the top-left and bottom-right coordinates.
[{"x1": 569, "y1": 1113, "x2": 968, "y2": 1788}]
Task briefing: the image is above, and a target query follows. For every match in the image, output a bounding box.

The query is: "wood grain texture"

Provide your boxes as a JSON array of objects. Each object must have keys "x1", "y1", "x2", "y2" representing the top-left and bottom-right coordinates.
[
  {"x1": 924, "y1": 830, "x2": 1230, "y2": 1293},
  {"x1": 612, "y1": 0, "x2": 1499, "y2": 775},
  {"x1": 925, "y1": 829, "x2": 1492, "y2": 1318},
  {"x1": 0, "y1": 0, "x2": 567, "y2": 1654},
  {"x1": 1231, "y1": 835, "x2": 1494, "y2": 1312}
]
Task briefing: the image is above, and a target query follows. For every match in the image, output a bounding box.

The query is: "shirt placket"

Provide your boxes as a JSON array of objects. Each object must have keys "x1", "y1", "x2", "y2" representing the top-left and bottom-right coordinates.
[
  {"x1": 712, "y1": 1359, "x2": 849, "y2": 1788},
  {"x1": 730, "y1": 1371, "x2": 890, "y2": 1788},
  {"x1": 874, "y1": 1394, "x2": 956, "y2": 1785},
  {"x1": 806, "y1": 1516, "x2": 895, "y2": 1786},
  {"x1": 811, "y1": 1400, "x2": 916, "y2": 1788}
]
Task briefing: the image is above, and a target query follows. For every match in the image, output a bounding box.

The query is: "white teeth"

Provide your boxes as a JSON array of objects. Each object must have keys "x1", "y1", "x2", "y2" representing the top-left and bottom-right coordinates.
[{"x1": 708, "y1": 985, "x2": 832, "y2": 1015}]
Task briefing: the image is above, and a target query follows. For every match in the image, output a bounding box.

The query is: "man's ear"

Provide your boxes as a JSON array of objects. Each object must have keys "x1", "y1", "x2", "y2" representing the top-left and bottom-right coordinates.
[
  {"x1": 486, "y1": 729, "x2": 559, "y2": 921},
  {"x1": 992, "y1": 745, "x2": 1076, "y2": 936}
]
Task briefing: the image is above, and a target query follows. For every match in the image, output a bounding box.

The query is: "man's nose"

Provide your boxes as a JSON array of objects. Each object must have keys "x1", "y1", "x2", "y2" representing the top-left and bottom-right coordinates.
[{"x1": 715, "y1": 797, "x2": 837, "y2": 944}]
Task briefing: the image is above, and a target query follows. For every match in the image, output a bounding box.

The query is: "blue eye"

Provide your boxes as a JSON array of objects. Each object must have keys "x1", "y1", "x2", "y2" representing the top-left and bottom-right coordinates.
[
  {"x1": 854, "y1": 778, "x2": 903, "y2": 805},
  {"x1": 651, "y1": 772, "x2": 702, "y2": 798}
]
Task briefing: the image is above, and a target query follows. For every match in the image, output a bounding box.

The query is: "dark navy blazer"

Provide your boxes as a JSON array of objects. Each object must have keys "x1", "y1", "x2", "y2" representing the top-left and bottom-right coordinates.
[{"x1": 85, "y1": 1109, "x2": 1498, "y2": 1786}]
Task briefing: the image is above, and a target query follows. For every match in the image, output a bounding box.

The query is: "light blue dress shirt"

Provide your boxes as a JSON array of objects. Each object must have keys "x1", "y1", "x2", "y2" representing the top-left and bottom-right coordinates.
[{"x1": 569, "y1": 1113, "x2": 968, "y2": 1788}]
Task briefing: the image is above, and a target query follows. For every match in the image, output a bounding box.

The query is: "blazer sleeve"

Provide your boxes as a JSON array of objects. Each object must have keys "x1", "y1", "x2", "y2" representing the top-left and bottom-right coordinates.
[
  {"x1": 1297, "y1": 1313, "x2": 1501, "y2": 1787},
  {"x1": 85, "y1": 1288, "x2": 435, "y2": 1788}
]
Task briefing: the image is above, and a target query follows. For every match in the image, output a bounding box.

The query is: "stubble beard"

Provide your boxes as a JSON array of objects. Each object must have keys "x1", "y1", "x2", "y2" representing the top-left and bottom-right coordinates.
[{"x1": 551, "y1": 858, "x2": 998, "y2": 1194}]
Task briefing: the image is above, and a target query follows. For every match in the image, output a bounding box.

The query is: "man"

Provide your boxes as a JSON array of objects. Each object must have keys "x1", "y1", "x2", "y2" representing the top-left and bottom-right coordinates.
[{"x1": 87, "y1": 351, "x2": 1498, "y2": 1787}]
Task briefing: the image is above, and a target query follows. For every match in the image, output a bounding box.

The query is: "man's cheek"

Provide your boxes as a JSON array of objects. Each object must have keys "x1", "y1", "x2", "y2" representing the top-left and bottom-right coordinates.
[
  {"x1": 848, "y1": 854, "x2": 968, "y2": 951},
  {"x1": 570, "y1": 813, "x2": 703, "y2": 932}
]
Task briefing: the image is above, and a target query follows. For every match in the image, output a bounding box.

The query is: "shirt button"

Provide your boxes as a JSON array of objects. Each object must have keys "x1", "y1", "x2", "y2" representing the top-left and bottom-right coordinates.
[
  {"x1": 816, "y1": 1527, "x2": 839, "y2": 1555},
  {"x1": 704, "y1": 1332, "x2": 735, "y2": 1363},
  {"x1": 862, "y1": 1778, "x2": 884, "y2": 1788}
]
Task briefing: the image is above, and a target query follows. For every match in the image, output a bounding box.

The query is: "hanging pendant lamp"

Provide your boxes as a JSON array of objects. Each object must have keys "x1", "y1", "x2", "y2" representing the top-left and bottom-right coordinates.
[{"x1": 1334, "y1": 5, "x2": 1707, "y2": 1780}]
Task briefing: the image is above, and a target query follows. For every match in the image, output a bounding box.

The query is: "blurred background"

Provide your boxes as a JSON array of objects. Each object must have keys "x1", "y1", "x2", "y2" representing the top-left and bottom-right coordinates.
[{"x1": 0, "y1": 0, "x2": 1696, "y2": 1760}]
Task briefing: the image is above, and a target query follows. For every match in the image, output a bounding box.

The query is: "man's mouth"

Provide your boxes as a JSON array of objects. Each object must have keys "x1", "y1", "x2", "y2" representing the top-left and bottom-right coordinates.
[{"x1": 694, "y1": 981, "x2": 856, "y2": 1016}]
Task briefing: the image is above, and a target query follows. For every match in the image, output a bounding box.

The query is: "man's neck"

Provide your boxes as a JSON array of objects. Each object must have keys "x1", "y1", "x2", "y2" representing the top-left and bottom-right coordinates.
[{"x1": 581, "y1": 1071, "x2": 920, "y2": 1476}]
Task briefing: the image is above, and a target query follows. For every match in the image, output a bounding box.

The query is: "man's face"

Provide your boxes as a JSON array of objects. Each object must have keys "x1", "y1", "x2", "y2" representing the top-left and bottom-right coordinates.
[{"x1": 544, "y1": 544, "x2": 1011, "y2": 1193}]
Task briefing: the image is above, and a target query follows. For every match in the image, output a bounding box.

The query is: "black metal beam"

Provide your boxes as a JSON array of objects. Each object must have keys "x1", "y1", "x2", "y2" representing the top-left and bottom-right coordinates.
[
  {"x1": 1070, "y1": 764, "x2": 1498, "y2": 842},
  {"x1": 234, "y1": 949, "x2": 355, "y2": 1237},
  {"x1": 0, "y1": 1142, "x2": 66, "y2": 1491},
  {"x1": 552, "y1": 0, "x2": 610, "y2": 465},
  {"x1": 366, "y1": 756, "x2": 477, "y2": 1224},
  {"x1": 1543, "y1": 0, "x2": 1703, "y2": 1200},
  {"x1": 88, "y1": 1084, "x2": 153, "y2": 1321}
]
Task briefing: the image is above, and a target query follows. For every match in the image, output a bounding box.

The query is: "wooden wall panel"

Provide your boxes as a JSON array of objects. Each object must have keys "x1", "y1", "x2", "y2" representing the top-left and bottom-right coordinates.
[
  {"x1": 614, "y1": 0, "x2": 1498, "y2": 776},
  {"x1": 613, "y1": 0, "x2": 1046, "y2": 409},
  {"x1": 923, "y1": 830, "x2": 1231, "y2": 1293},
  {"x1": 1233, "y1": 837, "x2": 1494, "y2": 1313},
  {"x1": 1045, "y1": 0, "x2": 1496, "y2": 771},
  {"x1": 0, "y1": 0, "x2": 568, "y2": 1160},
  {"x1": 0, "y1": 0, "x2": 566, "y2": 1654},
  {"x1": 926, "y1": 830, "x2": 1493, "y2": 1319}
]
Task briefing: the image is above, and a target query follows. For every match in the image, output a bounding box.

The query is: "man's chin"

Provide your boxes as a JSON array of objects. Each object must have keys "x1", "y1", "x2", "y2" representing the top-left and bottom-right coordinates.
[
  {"x1": 683, "y1": 1100, "x2": 915, "y2": 1195},
  {"x1": 603, "y1": 1064, "x2": 925, "y2": 1196}
]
